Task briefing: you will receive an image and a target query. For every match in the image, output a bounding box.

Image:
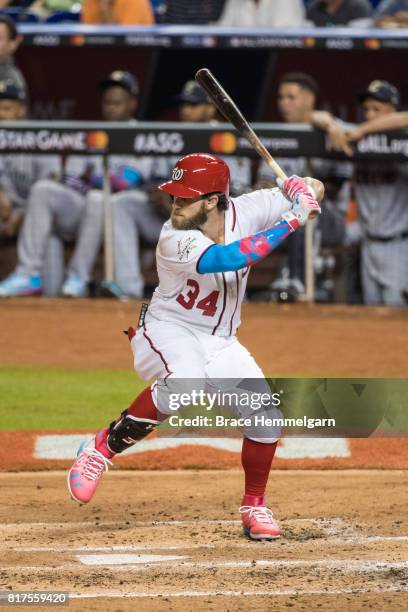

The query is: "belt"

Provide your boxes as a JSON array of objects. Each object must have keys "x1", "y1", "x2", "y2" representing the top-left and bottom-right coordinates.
[{"x1": 366, "y1": 232, "x2": 408, "y2": 242}]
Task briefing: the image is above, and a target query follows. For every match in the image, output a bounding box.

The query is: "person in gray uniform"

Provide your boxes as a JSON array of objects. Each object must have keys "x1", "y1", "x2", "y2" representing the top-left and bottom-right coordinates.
[
  {"x1": 0, "y1": 70, "x2": 153, "y2": 298},
  {"x1": 0, "y1": 80, "x2": 59, "y2": 244},
  {"x1": 312, "y1": 80, "x2": 408, "y2": 307},
  {"x1": 257, "y1": 72, "x2": 351, "y2": 299},
  {"x1": 0, "y1": 16, "x2": 27, "y2": 98}
]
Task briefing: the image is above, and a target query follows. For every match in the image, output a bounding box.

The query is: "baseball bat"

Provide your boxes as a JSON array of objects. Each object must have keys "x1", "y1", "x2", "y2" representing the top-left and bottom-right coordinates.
[
  {"x1": 195, "y1": 68, "x2": 319, "y2": 219},
  {"x1": 195, "y1": 67, "x2": 287, "y2": 181}
]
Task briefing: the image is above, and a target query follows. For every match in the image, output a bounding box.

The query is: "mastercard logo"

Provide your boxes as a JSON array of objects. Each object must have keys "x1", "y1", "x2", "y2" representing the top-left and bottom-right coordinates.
[
  {"x1": 365, "y1": 38, "x2": 381, "y2": 50},
  {"x1": 303, "y1": 37, "x2": 316, "y2": 48},
  {"x1": 210, "y1": 132, "x2": 237, "y2": 154},
  {"x1": 87, "y1": 131, "x2": 109, "y2": 150},
  {"x1": 70, "y1": 35, "x2": 85, "y2": 46}
]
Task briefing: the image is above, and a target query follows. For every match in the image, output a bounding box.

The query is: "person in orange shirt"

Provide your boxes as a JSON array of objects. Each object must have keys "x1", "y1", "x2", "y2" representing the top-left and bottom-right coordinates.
[{"x1": 82, "y1": 0, "x2": 155, "y2": 25}]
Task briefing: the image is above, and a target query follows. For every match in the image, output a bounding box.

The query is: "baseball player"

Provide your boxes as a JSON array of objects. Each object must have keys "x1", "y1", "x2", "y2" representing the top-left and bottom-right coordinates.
[
  {"x1": 312, "y1": 80, "x2": 408, "y2": 307},
  {"x1": 67, "y1": 153, "x2": 323, "y2": 540}
]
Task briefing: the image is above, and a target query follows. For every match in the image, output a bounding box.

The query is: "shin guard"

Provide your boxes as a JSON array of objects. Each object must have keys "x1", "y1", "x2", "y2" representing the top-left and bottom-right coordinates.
[{"x1": 107, "y1": 410, "x2": 158, "y2": 454}]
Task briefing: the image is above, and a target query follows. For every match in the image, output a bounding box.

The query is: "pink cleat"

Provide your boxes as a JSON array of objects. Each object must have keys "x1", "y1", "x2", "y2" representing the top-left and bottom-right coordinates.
[
  {"x1": 67, "y1": 428, "x2": 114, "y2": 504},
  {"x1": 240, "y1": 500, "x2": 283, "y2": 540}
]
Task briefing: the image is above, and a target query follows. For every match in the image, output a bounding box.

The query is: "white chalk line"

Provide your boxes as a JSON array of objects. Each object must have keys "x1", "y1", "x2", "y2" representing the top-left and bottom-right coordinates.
[
  {"x1": 73, "y1": 558, "x2": 408, "y2": 572},
  {"x1": 10, "y1": 535, "x2": 408, "y2": 553},
  {"x1": 0, "y1": 517, "x2": 353, "y2": 529},
  {"x1": 77, "y1": 553, "x2": 188, "y2": 565},
  {"x1": 67, "y1": 586, "x2": 408, "y2": 599},
  {"x1": 13, "y1": 544, "x2": 218, "y2": 552},
  {"x1": 2, "y1": 560, "x2": 408, "y2": 573},
  {"x1": 0, "y1": 520, "x2": 237, "y2": 528},
  {"x1": 332, "y1": 535, "x2": 408, "y2": 545}
]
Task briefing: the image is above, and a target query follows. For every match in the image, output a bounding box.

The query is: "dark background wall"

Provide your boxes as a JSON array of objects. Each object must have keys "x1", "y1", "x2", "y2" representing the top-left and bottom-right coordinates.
[{"x1": 15, "y1": 45, "x2": 408, "y2": 122}]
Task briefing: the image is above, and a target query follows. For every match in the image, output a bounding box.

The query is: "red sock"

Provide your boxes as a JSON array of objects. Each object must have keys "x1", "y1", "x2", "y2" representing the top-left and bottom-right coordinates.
[
  {"x1": 241, "y1": 437, "x2": 278, "y2": 506},
  {"x1": 127, "y1": 386, "x2": 159, "y2": 420}
]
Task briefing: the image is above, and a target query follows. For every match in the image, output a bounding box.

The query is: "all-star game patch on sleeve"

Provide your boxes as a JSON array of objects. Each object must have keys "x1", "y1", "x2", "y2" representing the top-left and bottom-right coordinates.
[{"x1": 157, "y1": 222, "x2": 215, "y2": 273}]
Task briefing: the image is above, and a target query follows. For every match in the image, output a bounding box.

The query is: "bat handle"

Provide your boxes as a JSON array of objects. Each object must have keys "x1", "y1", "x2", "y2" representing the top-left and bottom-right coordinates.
[{"x1": 271, "y1": 163, "x2": 287, "y2": 181}]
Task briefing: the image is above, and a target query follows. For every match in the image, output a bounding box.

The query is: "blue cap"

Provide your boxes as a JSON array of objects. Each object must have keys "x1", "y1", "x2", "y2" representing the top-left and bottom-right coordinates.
[
  {"x1": 0, "y1": 80, "x2": 26, "y2": 102},
  {"x1": 359, "y1": 80, "x2": 400, "y2": 108},
  {"x1": 100, "y1": 71, "x2": 139, "y2": 97}
]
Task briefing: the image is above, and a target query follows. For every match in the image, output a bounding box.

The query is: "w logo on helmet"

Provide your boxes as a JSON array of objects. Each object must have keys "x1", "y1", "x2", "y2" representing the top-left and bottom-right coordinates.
[{"x1": 172, "y1": 168, "x2": 184, "y2": 181}]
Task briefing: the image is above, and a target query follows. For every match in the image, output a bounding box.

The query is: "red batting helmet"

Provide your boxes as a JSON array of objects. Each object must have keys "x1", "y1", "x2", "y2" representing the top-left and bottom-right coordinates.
[{"x1": 159, "y1": 153, "x2": 230, "y2": 199}]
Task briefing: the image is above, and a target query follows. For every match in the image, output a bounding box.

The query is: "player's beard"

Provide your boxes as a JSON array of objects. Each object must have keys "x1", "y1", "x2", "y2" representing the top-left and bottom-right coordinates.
[{"x1": 171, "y1": 202, "x2": 208, "y2": 230}]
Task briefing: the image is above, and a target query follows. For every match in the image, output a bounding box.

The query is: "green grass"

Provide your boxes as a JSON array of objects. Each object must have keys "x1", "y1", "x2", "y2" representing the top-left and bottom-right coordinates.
[
  {"x1": 0, "y1": 366, "x2": 146, "y2": 431},
  {"x1": 1, "y1": 367, "x2": 407, "y2": 435}
]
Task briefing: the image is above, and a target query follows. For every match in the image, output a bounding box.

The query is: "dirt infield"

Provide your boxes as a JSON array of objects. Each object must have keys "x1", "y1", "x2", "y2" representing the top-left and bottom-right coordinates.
[
  {"x1": 1, "y1": 298, "x2": 408, "y2": 375},
  {"x1": 1, "y1": 299, "x2": 408, "y2": 473},
  {"x1": 0, "y1": 470, "x2": 407, "y2": 611},
  {"x1": 1, "y1": 435, "x2": 408, "y2": 472},
  {"x1": 1, "y1": 300, "x2": 407, "y2": 609},
  {"x1": 0, "y1": 299, "x2": 408, "y2": 470}
]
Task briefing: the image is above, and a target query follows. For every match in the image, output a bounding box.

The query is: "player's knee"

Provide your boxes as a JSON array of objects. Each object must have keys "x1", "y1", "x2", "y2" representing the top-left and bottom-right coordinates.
[
  {"x1": 85, "y1": 190, "x2": 104, "y2": 216},
  {"x1": 107, "y1": 410, "x2": 157, "y2": 454},
  {"x1": 87, "y1": 189, "x2": 103, "y2": 205},
  {"x1": 29, "y1": 179, "x2": 59, "y2": 204}
]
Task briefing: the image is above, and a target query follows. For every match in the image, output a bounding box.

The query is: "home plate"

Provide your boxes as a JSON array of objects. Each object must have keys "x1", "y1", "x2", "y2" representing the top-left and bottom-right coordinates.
[{"x1": 76, "y1": 554, "x2": 188, "y2": 566}]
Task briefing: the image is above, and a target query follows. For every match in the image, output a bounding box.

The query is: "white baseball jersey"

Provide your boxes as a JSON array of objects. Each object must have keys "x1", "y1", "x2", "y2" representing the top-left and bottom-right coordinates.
[{"x1": 146, "y1": 188, "x2": 291, "y2": 337}]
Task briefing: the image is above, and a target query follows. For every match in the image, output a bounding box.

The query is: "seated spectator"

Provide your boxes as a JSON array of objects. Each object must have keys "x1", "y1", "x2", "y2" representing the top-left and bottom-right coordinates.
[
  {"x1": 0, "y1": 70, "x2": 154, "y2": 298},
  {"x1": 306, "y1": 0, "x2": 372, "y2": 26},
  {"x1": 374, "y1": 0, "x2": 408, "y2": 27},
  {"x1": 219, "y1": 0, "x2": 305, "y2": 27},
  {"x1": 81, "y1": 0, "x2": 154, "y2": 25},
  {"x1": 162, "y1": 0, "x2": 225, "y2": 24},
  {"x1": 0, "y1": 79, "x2": 60, "y2": 243},
  {"x1": 28, "y1": 0, "x2": 81, "y2": 19},
  {"x1": 0, "y1": 15, "x2": 27, "y2": 98},
  {"x1": 0, "y1": 1, "x2": 32, "y2": 7}
]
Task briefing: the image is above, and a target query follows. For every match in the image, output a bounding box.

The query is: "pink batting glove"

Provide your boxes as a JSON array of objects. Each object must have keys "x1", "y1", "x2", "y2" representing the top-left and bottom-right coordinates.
[
  {"x1": 277, "y1": 175, "x2": 321, "y2": 224},
  {"x1": 276, "y1": 175, "x2": 316, "y2": 201}
]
